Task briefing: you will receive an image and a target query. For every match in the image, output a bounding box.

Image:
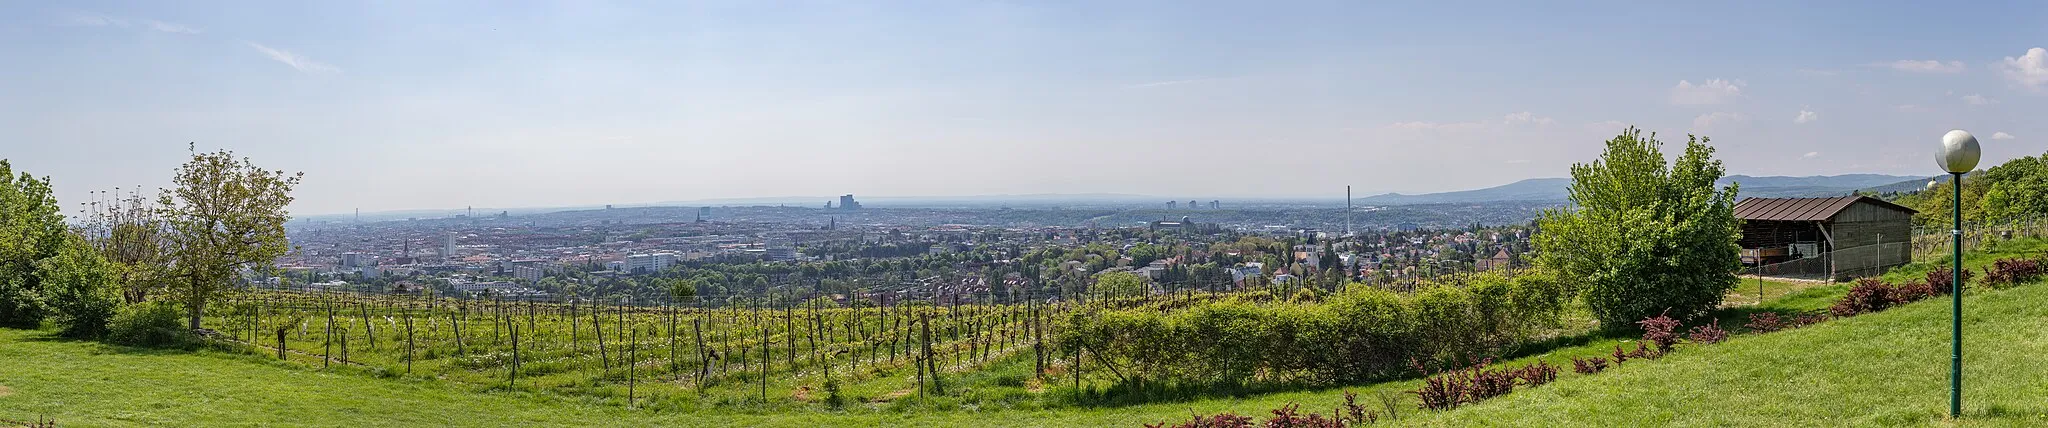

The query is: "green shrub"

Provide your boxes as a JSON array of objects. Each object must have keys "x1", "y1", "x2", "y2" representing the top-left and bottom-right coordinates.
[
  {"x1": 1057, "y1": 271, "x2": 1565, "y2": 389},
  {"x1": 1534, "y1": 128, "x2": 1740, "y2": 328},
  {"x1": 107, "y1": 301, "x2": 193, "y2": 348},
  {"x1": 37, "y1": 234, "x2": 122, "y2": 339}
]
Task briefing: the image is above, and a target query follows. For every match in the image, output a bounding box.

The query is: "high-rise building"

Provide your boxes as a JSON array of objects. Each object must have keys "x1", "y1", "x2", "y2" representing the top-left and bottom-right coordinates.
[
  {"x1": 444, "y1": 232, "x2": 457, "y2": 262},
  {"x1": 696, "y1": 207, "x2": 711, "y2": 222},
  {"x1": 838, "y1": 194, "x2": 863, "y2": 210}
]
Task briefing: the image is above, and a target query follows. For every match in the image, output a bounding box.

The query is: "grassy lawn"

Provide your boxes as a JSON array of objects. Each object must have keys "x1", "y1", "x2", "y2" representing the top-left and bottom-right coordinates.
[{"x1": 1407, "y1": 274, "x2": 2048, "y2": 427}]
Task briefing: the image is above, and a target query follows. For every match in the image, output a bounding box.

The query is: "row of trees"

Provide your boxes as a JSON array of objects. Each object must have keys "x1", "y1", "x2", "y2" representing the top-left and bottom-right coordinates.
[
  {"x1": 0, "y1": 146, "x2": 299, "y2": 340},
  {"x1": 1896, "y1": 148, "x2": 2048, "y2": 227}
]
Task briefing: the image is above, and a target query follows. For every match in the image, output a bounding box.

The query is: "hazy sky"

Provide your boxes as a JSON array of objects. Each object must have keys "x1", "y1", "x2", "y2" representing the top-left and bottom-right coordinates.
[{"x1": 5, "y1": 1, "x2": 2048, "y2": 215}]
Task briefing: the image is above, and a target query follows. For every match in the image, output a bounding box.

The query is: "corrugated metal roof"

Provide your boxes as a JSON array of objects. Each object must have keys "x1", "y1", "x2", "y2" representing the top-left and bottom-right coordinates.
[{"x1": 1734, "y1": 196, "x2": 1917, "y2": 222}]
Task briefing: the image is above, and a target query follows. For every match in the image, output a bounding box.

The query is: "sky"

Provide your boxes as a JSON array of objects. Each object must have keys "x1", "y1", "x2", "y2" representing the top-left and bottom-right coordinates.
[{"x1": 4, "y1": 1, "x2": 2048, "y2": 215}]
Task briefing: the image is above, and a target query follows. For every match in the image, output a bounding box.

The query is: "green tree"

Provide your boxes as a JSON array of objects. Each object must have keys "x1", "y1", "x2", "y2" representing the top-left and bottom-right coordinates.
[
  {"x1": 1980, "y1": 150, "x2": 2048, "y2": 223},
  {"x1": 159, "y1": 147, "x2": 303, "y2": 329},
  {"x1": 80, "y1": 187, "x2": 169, "y2": 304},
  {"x1": 38, "y1": 233, "x2": 122, "y2": 338},
  {"x1": 0, "y1": 160, "x2": 67, "y2": 327},
  {"x1": 1534, "y1": 128, "x2": 1741, "y2": 328},
  {"x1": 1093, "y1": 271, "x2": 1147, "y2": 298},
  {"x1": 668, "y1": 278, "x2": 698, "y2": 301}
]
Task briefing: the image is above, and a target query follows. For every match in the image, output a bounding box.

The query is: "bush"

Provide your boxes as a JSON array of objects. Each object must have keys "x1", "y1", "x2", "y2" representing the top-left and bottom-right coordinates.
[
  {"x1": 1533, "y1": 129, "x2": 1741, "y2": 330},
  {"x1": 106, "y1": 301, "x2": 193, "y2": 348},
  {"x1": 1145, "y1": 413, "x2": 1255, "y2": 428},
  {"x1": 1570, "y1": 356, "x2": 1608, "y2": 374},
  {"x1": 1925, "y1": 267, "x2": 1973, "y2": 296},
  {"x1": 1830, "y1": 279, "x2": 1901, "y2": 317},
  {"x1": 1637, "y1": 314, "x2": 1682, "y2": 353},
  {"x1": 37, "y1": 235, "x2": 122, "y2": 339},
  {"x1": 1744, "y1": 312, "x2": 1788, "y2": 333},
  {"x1": 1982, "y1": 258, "x2": 2045, "y2": 288},
  {"x1": 1514, "y1": 361, "x2": 1558, "y2": 387},
  {"x1": 1686, "y1": 321, "x2": 1727, "y2": 345},
  {"x1": 1061, "y1": 272, "x2": 1565, "y2": 389}
]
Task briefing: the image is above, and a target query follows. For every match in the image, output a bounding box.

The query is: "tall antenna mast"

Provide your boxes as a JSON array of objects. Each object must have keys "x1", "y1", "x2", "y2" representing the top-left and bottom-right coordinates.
[{"x1": 1345, "y1": 185, "x2": 1353, "y2": 238}]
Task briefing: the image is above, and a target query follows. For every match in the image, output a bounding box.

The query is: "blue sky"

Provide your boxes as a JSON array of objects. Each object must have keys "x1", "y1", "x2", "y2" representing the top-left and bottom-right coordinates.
[{"x1": 4, "y1": 1, "x2": 2047, "y2": 214}]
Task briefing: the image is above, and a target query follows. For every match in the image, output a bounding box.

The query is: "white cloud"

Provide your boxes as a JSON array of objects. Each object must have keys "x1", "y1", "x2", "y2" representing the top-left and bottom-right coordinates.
[
  {"x1": 245, "y1": 42, "x2": 341, "y2": 74},
  {"x1": 2001, "y1": 47, "x2": 2048, "y2": 90},
  {"x1": 1876, "y1": 60, "x2": 1966, "y2": 73},
  {"x1": 143, "y1": 20, "x2": 200, "y2": 34},
  {"x1": 1992, "y1": 132, "x2": 2016, "y2": 140},
  {"x1": 1802, "y1": 152, "x2": 1821, "y2": 159},
  {"x1": 1670, "y1": 79, "x2": 1743, "y2": 105},
  {"x1": 1692, "y1": 112, "x2": 1745, "y2": 129},
  {"x1": 1962, "y1": 94, "x2": 1997, "y2": 105},
  {"x1": 1794, "y1": 108, "x2": 1818, "y2": 124},
  {"x1": 1501, "y1": 111, "x2": 1554, "y2": 126}
]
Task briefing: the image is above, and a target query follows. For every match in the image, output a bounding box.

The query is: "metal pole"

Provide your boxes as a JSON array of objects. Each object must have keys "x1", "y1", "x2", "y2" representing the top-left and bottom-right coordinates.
[{"x1": 1950, "y1": 172, "x2": 1964, "y2": 419}]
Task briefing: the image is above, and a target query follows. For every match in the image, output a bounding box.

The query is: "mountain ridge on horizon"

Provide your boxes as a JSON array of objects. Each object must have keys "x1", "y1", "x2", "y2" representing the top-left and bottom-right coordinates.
[{"x1": 1358, "y1": 173, "x2": 1932, "y2": 205}]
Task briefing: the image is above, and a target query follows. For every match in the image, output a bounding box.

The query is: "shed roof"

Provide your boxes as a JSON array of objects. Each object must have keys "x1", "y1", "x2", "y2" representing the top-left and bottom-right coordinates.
[{"x1": 1734, "y1": 196, "x2": 1917, "y2": 222}]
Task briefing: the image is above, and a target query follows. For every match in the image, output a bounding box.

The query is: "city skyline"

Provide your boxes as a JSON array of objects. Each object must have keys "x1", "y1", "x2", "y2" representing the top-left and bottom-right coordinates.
[{"x1": 5, "y1": 1, "x2": 2048, "y2": 215}]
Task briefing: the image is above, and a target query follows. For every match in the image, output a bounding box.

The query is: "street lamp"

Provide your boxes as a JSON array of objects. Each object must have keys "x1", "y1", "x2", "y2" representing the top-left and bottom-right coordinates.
[{"x1": 1936, "y1": 129, "x2": 1981, "y2": 419}]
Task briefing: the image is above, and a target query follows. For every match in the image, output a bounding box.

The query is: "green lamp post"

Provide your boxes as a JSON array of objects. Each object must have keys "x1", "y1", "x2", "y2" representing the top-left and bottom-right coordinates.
[{"x1": 1936, "y1": 129, "x2": 1981, "y2": 419}]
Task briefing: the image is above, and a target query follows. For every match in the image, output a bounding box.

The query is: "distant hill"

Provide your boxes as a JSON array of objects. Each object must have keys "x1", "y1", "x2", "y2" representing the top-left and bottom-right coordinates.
[
  {"x1": 1358, "y1": 174, "x2": 1926, "y2": 205},
  {"x1": 1857, "y1": 176, "x2": 1947, "y2": 196}
]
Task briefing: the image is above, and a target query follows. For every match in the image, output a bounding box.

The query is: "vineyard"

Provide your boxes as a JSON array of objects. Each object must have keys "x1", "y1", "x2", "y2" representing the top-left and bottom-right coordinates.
[{"x1": 202, "y1": 289, "x2": 1232, "y2": 409}]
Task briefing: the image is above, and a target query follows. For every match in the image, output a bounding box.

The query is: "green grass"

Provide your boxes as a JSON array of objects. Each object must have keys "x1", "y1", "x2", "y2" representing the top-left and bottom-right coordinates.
[
  {"x1": 1409, "y1": 274, "x2": 2048, "y2": 427},
  {"x1": 1403, "y1": 238, "x2": 2048, "y2": 427}
]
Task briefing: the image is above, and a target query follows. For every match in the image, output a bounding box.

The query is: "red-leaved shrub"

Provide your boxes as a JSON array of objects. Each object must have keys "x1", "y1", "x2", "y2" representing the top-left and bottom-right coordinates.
[
  {"x1": 1926, "y1": 267, "x2": 1974, "y2": 295},
  {"x1": 1513, "y1": 361, "x2": 1558, "y2": 387},
  {"x1": 1830, "y1": 278, "x2": 1901, "y2": 317},
  {"x1": 1637, "y1": 314, "x2": 1682, "y2": 353},
  {"x1": 1626, "y1": 341, "x2": 1660, "y2": 360},
  {"x1": 1893, "y1": 281, "x2": 1936, "y2": 303},
  {"x1": 1264, "y1": 403, "x2": 1345, "y2": 428},
  {"x1": 1745, "y1": 312, "x2": 1788, "y2": 333},
  {"x1": 1337, "y1": 391, "x2": 1379, "y2": 426},
  {"x1": 1570, "y1": 356, "x2": 1608, "y2": 374},
  {"x1": 1793, "y1": 312, "x2": 1829, "y2": 327},
  {"x1": 1410, "y1": 367, "x2": 1467, "y2": 411},
  {"x1": 1147, "y1": 413, "x2": 1256, "y2": 428},
  {"x1": 1687, "y1": 320, "x2": 1728, "y2": 345},
  {"x1": 1982, "y1": 258, "x2": 2045, "y2": 288},
  {"x1": 1465, "y1": 361, "x2": 1517, "y2": 403}
]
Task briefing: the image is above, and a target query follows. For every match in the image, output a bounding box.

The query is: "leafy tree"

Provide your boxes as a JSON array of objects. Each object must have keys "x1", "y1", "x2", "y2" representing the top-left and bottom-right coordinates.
[
  {"x1": 1093, "y1": 271, "x2": 1147, "y2": 298},
  {"x1": 1534, "y1": 128, "x2": 1741, "y2": 328},
  {"x1": 668, "y1": 278, "x2": 699, "y2": 301},
  {"x1": 1980, "y1": 150, "x2": 2048, "y2": 223},
  {"x1": 79, "y1": 187, "x2": 169, "y2": 304},
  {"x1": 0, "y1": 160, "x2": 67, "y2": 327},
  {"x1": 159, "y1": 147, "x2": 303, "y2": 329},
  {"x1": 38, "y1": 233, "x2": 122, "y2": 338}
]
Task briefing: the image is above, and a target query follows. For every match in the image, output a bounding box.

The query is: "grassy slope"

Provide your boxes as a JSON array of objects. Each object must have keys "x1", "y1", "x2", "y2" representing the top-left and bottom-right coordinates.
[{"x1": 1409, "y1": 240, "x2": 2048, "y2": 427}]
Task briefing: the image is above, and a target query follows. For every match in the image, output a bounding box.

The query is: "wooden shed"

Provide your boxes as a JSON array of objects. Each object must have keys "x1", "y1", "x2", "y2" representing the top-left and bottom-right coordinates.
[{"x1": 1735, "y1": 196, "x2": 1917, "y2": 280}]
